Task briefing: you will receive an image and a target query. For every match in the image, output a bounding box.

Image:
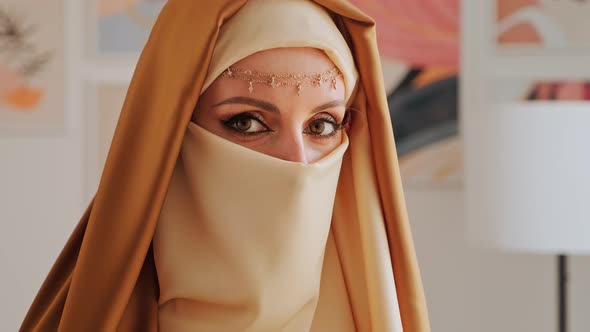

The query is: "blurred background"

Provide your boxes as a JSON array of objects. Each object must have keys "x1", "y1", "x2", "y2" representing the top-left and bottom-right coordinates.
[{"x1": 1, "y1": 0, "x2": 589, "y2": 331}]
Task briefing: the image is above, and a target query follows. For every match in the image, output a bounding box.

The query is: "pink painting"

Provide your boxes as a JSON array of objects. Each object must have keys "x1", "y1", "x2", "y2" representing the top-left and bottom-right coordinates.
[
  {"x1": 349, "y1": 0, "x2": 461, "y2": 188},
  {"x1": 348, "y1": 0, "x2": 588, "y2": 189},
  {"x1": 348, "y1": 0, "x2": 459, "y2": 67}
]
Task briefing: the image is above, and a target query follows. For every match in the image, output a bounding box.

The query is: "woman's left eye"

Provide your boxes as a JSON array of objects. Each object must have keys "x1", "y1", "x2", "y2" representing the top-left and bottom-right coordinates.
[{"x1": 304, "y1": 118, "x2": 338, "y2": 137}]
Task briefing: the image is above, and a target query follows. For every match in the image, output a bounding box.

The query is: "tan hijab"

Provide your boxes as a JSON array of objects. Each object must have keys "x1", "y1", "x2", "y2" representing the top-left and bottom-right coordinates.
[
  {"x1": 21, "y1": 1, "x2": 430, "y2": 331},
  {"x1": 202, "y1": 0, "x2": 357, "y2": 98}
]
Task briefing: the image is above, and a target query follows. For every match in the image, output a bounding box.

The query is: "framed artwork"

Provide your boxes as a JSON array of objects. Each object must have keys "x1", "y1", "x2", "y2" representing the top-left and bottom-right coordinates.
[
  {"x1": 0, "y1": 0, "x2": 65, "y2": 131},
  {"x1": 496, "y1": 0, "x2": 590, "y2": 51},
  {"x1": 344, "y1": 0, "x2": 590, "y2": 189},
  {"x1": 89, "y1": 0, "x2": 166, "y2": 57},
  {"x1": 384, "y1": 63, "x2": 461, "y2": 189},
  {"x1": 350, "y1": 0, "x2": 462, "y2": 189}
]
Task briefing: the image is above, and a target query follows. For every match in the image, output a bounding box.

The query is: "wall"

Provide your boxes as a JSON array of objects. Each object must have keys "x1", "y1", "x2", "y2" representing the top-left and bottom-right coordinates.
[
  {"x1": 408, "y1": 189, "x2": 590, "y2": 332},
  {"x1": 0, "y1": 1, "x2": 87, "y2": 330},
  {"x1": 0, "y1": 127, "x2": 86, "y2": 332}
]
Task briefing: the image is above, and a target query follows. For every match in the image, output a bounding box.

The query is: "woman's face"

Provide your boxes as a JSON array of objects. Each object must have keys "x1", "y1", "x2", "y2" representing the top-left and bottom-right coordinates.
[{"x1": 194, "y1": 47, "x2": 348, "y2": 164}]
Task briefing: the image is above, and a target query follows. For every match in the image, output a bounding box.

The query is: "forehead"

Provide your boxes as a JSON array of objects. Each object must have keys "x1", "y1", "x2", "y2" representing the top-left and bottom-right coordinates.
[
  {"x1": 202, "y1": 47, "x2": 346, "y2": 106},
  {"x1": 234, "y1": 47, "x2": 335, "y2": 72}
]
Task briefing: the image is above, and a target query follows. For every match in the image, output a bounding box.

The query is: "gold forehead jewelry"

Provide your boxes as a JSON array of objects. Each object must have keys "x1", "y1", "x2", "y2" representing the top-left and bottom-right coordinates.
[{"x1": 221, "y1": 66, "x2": 342, "y2": 96}]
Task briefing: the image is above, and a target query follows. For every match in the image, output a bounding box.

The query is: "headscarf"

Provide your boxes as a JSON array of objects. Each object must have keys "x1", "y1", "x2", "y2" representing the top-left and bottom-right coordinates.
[
  {"x1": 202, "y1": 0, "x2": 358, "y2": 99},
  {"x1": 21, "y1": 1, "x2": 430, "y2": 331},
  {"x1": 156, "y1": 1, "x2": 357, "y2": 331}
]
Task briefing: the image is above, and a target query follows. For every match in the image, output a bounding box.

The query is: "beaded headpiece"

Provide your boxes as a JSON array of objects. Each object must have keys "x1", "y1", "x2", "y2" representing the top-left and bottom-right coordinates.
[{"x1": 221, "y1": 66, "x2": 342, "y2": 96}]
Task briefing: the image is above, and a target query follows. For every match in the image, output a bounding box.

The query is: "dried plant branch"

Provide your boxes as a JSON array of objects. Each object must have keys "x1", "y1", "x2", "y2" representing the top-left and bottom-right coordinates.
[
  {"x1": 20, "y1": 51, "x2": 52, "y2": 78},
  {"x1": 0, "y1": 7, "x2": 35, "y2": 49},
  {"x1": 0, "y1": 6, "x2": 51, "y2": 79}
]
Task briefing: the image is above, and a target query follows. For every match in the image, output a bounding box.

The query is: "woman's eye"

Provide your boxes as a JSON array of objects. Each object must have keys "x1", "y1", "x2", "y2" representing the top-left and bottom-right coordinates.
[
  {"x1": 224, "y1": 114, "x2": 269, "y2": 134},
  {"x1": 234, "y1": 118, "x2": 254, "y2": 131},
  {"x1": 306, "y1": 119, "x2": 337, "y2": 137}
]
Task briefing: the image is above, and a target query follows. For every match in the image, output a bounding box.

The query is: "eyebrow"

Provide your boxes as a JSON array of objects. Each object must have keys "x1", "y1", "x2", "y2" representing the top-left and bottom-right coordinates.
[
  {"x1": 214, "y1": 97, "x2": 280, "y2": 113},
  {"x1": 214, "y1": 96, "x2": 346, "y2": 114},
  {"x1": 311, "y1": 99, "x2": 346, "y2": 113}
]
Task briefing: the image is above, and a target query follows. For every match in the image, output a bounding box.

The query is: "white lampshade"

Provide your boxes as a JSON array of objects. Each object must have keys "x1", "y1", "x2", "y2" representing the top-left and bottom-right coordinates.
[{"x1": 464, "y1": 102, "x2": 590, "y2": 254}]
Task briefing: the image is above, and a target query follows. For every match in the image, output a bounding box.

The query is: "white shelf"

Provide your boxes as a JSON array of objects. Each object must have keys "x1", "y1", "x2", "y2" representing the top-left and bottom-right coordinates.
[{"x1": 480, "y1": 54, "x2": 590, "y2": 79}]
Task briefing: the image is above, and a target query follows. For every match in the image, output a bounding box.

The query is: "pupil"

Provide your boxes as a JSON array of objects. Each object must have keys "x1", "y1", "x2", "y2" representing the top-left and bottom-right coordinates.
[
  {"x1": 236, "y1": 118, "x2": 252, "y2": 131},
  {"x1": 311, "y1": 121, "x2": 325, "y2": 134}
]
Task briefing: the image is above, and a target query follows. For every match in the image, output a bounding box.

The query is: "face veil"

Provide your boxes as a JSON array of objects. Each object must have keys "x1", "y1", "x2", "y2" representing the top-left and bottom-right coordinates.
[
  {"x1": 155, "y1": 123, "x2": 350, "y2": 331},
  {"x1": 21, "y1": 1, "x2": 430, "y2": 331}
]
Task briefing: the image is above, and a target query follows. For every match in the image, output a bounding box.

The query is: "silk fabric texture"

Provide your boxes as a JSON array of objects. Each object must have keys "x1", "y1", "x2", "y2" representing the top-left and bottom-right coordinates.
[
  {"x1": 21, "y1": 1, "x2": 430, "y2": 331},
  {"x1": 156, "y1": 1, "x2": 366, "y2": 330},
  {"x1": 155, "y1": 123, "x2": 349, "y2": 331},
  {"x1": 202, "y1": 0, "x2": 357, "y2": 99}
]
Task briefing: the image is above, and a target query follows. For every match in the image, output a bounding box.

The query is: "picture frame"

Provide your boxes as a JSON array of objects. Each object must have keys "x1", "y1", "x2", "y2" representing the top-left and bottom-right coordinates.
[
  {"x1": 87, "y1": 0, "x2": 166, "y2": 60},
  {"x1": 494, "y1": 0, "x2": 590, "y2": 54},
  {"x1": 0, "y1": 0, "x2": 66, "y2": 132}
]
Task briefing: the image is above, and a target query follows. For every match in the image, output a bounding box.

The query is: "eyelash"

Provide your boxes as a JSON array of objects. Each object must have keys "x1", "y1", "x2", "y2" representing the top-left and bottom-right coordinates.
[
  {"x1": 304, "y1": 114, "x2": 346, "y2": 139},
  {"x1": 221, "y1": 112, "x2": 272, "y2": 136},
  {"x1": 221, "y1": 111, "x2": 350, "y2": 138}
]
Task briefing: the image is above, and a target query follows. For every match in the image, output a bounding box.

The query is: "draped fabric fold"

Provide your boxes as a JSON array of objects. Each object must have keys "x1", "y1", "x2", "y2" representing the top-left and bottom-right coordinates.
[{"x1": 21, "y1": 1, "x2": 430, "y2": 331}]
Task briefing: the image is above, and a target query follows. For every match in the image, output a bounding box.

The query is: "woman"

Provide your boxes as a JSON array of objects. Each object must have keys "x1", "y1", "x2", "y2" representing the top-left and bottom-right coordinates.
[{"x1": 21, "y1": 0, "x2": 429, "y2": 331}]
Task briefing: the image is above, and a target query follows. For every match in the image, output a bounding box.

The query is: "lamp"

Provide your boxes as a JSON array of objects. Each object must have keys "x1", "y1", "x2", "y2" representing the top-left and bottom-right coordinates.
[{"x1": 464, "y1": 101, "x2": 590, "y2": 332}]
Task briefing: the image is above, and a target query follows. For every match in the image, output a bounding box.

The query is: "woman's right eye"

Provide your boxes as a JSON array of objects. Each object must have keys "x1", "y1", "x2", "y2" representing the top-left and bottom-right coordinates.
[{"x1": 223, "y1": 113, "x2": 271, "y2": 135}]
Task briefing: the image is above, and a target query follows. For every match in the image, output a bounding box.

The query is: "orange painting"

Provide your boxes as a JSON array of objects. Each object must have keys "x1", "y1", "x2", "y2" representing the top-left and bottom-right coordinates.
[
  {"x1": 1, "y1": 0, "x2": 64, "y2": 130},
  {"x1": 0, "y1": 8, "x2": 51, "y2": 112}
]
